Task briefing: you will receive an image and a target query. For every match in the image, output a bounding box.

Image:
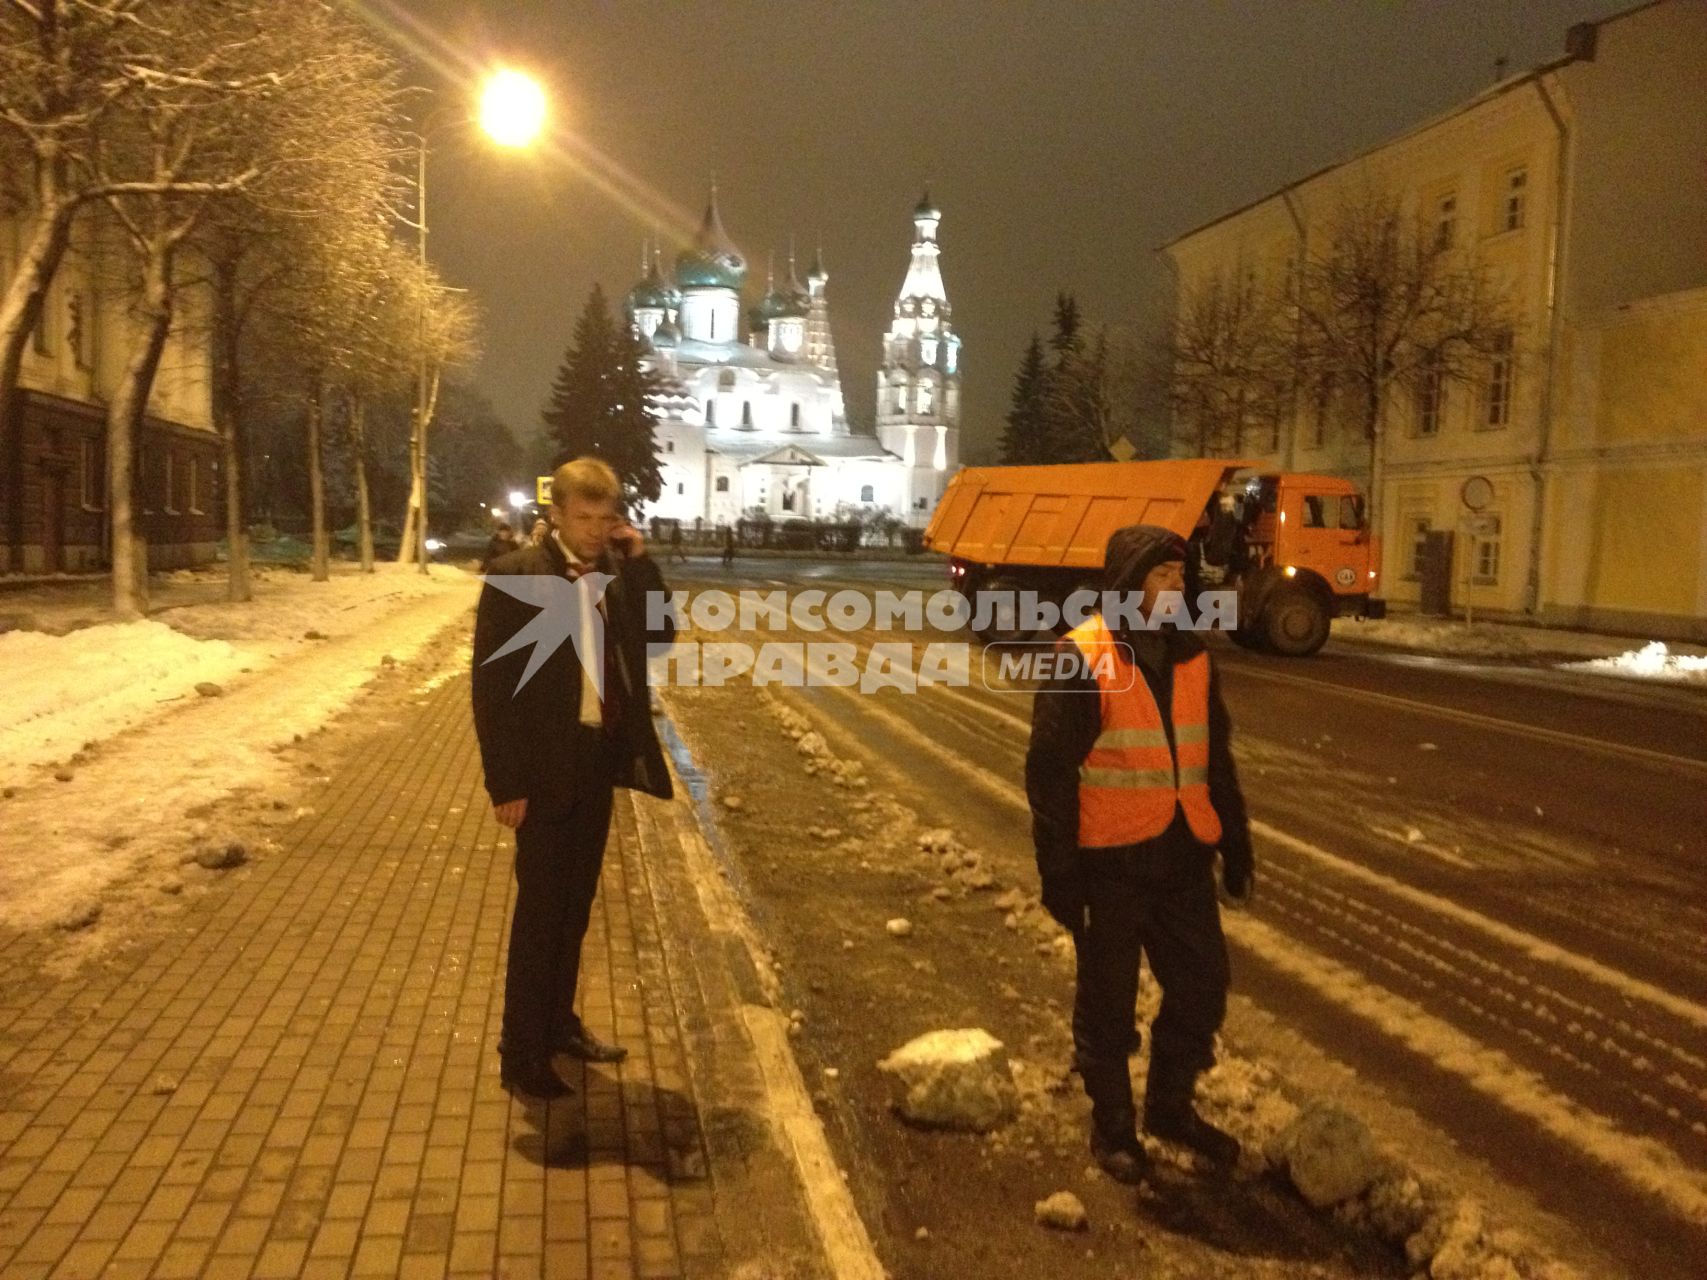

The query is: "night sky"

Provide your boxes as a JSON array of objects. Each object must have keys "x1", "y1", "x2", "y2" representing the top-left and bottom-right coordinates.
[{"x1": 355, "y1": 0, "x2": 1629, "y2": 465}]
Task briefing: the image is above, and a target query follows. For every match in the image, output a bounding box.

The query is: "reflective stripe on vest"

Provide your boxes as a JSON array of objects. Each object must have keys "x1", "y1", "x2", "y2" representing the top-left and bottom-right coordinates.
[{"x1": 1068, "y1": 615, "x2": 1224, "y2": 849}]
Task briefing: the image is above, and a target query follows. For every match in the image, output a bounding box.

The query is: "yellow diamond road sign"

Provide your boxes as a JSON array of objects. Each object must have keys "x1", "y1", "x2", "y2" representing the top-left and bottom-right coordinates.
[
  {"x1": 1109, "y1": 435, "x2": 1136, "y2": 462},
  {"x1": 535, "y1": 475, "x2": 551, "y2": 505}
]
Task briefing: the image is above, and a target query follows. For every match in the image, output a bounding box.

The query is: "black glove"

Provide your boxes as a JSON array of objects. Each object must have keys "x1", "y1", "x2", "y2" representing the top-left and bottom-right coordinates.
[
  {"x1": 1220, "y1": 845, "x2": 1254, "y2": 904},
  {"x1": 1040, "y1": 880, "x2": 1085, "y2": 931}
]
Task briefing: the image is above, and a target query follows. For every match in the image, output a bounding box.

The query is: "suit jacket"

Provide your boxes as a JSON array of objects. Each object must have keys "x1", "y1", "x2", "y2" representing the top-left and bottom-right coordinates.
[{"x1": 471, "y1": 539, "x2": 676, "y2": 815}]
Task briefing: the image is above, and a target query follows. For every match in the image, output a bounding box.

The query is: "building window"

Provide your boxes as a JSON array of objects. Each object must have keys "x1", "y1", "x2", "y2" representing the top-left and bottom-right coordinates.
[
  {"x1": 718, "y1": 369, "x2": 736, "y2": 391},
  {"x1": 715, "y1": 476, "x2": 729, "y2": 493},
  {"x1": 1482, "y1": 333, "x2": 1513, "y2": 429},
  {"x1": 163, "y1": 452, "x2": 179, "y2": 514},
  {"x1": 946, "y1": 340, "x2": 958, "y2": 375},
  {"x1": 740, "y1": 401, "x2": 753, "y2": 428},
  {"x1": 1435, "y1": 193, "x2": 1457, "y2": 250},
  {"x1": 665, "y1": 440, "x2": 675, "y2": 453},
  {"x1": 1413, "y1": 362, "x2": 1443, "y2": 437},
  {"x1": 914, "y1": 497, "x2": 928, "y2": 510},
  {"x1": 78, "y1": 438, "x2": 103, "y2": 512},
  {"x1": 1302, "y1": 496, "x2": 1329, "y2": 528},
  {"x1": 139, "y1": 447, "x2": 153, "y2": 514},
  {"x1": 893, "y1": 385, "x2": 906, "y2": 413},
  {"x1": 860, "y1": 484, "x2": 874, "y2": 503},
  {"x1": 69, "y1": 291, "x2": 95, "y2": 371},
  {"x1": 920, "y1": 338, "x2": 938, "y2": 366},
  {"x1": 917, "y1": 381, "x2": 934, "y2": 414},
  {"x1": 790, "y1": 402, "x2": 801, "y2": 429},
  {"x1": 1405, "y1": 517, "x2": 1431, "y2": 580},
  {"x1": 1503, "y1": 168, "x2": 1526, "y2": 232},
  {"x1": 187, "y1": 457, "x2": 202, "y2": 514},
  {"x1": 1471, "y1": 515, "x2": 1502, "y2": 585},
  {"x1": 1309, "y1": 376, "x2": 1334, "y2": 448},
  {"x1": 31, "y1": 295, "x2": 51, "y2": 357},
  {"x1": 677, "y1": 482, "x2": 684, "y2": 495}
]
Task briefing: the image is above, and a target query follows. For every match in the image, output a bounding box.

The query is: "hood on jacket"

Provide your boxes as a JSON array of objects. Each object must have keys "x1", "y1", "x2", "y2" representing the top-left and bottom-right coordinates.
[{"x1": 1102, "y1": 524, "x2": 1188, "y2": 597}]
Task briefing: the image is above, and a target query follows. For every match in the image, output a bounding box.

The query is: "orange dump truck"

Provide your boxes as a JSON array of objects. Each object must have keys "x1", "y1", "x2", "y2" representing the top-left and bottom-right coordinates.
[{"x1": 922, "y1": 459, "x2": 1384, "y2": 656}]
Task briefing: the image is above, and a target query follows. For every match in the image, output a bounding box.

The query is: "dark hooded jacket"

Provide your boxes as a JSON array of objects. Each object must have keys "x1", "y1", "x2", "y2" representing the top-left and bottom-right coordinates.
[
  {"x1": 471, "y1": 538, "x2": 675, "y2": 816},
  {"x1": 1025, "y1": 524, "x2": 1253, "y2": 909}
]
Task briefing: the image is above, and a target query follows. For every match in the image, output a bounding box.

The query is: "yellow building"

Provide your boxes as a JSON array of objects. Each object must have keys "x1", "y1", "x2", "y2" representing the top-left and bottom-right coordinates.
[
  {"x1": 1163, "y1": 0, "x2": 1707, "y2": 640},
  {"x1": 0, "y1": 219, "x2": 216, "y2": 574}
]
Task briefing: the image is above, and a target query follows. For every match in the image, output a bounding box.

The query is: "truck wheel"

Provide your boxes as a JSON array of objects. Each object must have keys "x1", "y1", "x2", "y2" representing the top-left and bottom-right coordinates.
[{"x1": 1263, "y1": 586, "x2": 1330, "y2": 657}]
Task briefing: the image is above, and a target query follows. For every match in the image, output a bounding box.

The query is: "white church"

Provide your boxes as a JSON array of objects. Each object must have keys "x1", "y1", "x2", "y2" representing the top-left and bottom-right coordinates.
[{"x1": 627, "y1": 191, "x2": 961, "y2": 529}]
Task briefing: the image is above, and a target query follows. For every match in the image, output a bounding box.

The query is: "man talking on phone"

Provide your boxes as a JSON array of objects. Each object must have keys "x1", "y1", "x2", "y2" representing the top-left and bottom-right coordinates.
[{"x1": 471, "y1": 457, "x2": 676, "y2": 1099}]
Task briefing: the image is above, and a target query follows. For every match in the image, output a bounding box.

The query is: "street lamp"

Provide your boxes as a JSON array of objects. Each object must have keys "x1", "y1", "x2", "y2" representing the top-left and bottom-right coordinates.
[{"x1": 403, "y1": 68, "x2": 547, "y2": 573}]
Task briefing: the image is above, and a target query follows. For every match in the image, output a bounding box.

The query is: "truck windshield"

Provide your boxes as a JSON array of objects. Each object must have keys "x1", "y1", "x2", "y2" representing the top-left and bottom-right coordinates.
[{"x1": 1339, "y1": 496, "x2": 1365, "y2": 530}]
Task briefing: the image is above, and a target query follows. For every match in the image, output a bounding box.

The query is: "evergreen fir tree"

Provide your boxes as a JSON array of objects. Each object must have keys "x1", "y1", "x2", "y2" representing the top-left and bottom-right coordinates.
[
  {"x1": 1000, "y1": 334, "x2": 1049, "y2": 464},
  {"x1": 541, "y1": 284, "x2": 665, "y2": 504}
]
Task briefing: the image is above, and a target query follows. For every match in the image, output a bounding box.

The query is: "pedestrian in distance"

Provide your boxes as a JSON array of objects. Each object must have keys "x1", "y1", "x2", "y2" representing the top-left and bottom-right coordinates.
[
  {"x1": 1025, "y1": 523, "x2": 1255, "y2": 1185},
  {"x1": 669, "y1": 522, "x2": 687, "y2": 565},
  {"x1": 530, "y1": 517, "x2": 549, "y2": 547},
  {"x1": 720, "y1": 524, "x2": 736, "y2": 570},
  {"x1": 481, "y1": 521, "x2": 517, "y2": 572},
  {"x1": 471, "y1": 457, "x2": 677, "y2": 1100}
]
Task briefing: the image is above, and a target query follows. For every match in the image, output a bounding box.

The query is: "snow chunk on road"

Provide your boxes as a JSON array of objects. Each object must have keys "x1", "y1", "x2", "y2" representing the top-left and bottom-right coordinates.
[
  {"x1": 1567, "y1": 641, "x2": 1707, "y2": 685},
  {"x1": 1266, "y1": 1101, "x2": 1388, "y2": 1208},
  {"x1": 878, "y1": 1028, "x2": 1018, "y2": 1132},
  {"x1": 1033, "y1": 1190, "x2": 1088, "y2": 1232}
]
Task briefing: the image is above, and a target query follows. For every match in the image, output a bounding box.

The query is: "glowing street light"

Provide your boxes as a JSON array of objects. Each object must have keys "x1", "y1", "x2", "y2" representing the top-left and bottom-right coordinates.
[
  {"x1": 480, "y1": 69, "x2": 547, "y2": 149},
  {"x1": 509, "y1": 490, "x2": 530, "y2": 511}
]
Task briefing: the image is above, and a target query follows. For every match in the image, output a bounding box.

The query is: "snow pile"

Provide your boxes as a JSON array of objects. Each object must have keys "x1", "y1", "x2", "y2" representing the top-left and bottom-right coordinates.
[
  {"x1": 877, "y1": 1028, "x2": 1018, "y2": 1132},
  {"x1": 1566, "y1": 641, "x2": 1707, "y2": 685},
  {"x1": 917, "y1": 826, "x2": 997, "y2": 892},
  {"x1": 0, "y1": 568, "x2": 474, "y2": 946},
  {"x1": 0, "y1": 620, "x2": 247, "y2": 786},
  {"x1": 766, "y1": 696, "x2": 868, "y2": 789},
  {"x1": 1333, "y1": 612, "x2": 1707, "y2": 666},
  {"x1": 1266, "y1": 1102, "x2": 1389, "y2": 1208}
]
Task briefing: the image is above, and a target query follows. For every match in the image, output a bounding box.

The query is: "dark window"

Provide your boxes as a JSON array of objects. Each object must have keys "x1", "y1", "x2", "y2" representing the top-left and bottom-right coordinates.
[
  {"x1": 715, "y1": 476, "x2": 729, "y2": 493},
  {"x1": 677, "y1": 482, "x2": 684, "y2": 494},
  {"x1": 1338, "y1": 496, "x2": 1364, "y2": 531},
  {"x1": 860, "y1": 484, "x2": 874, "y2": 502},
  {"x1": 790, "y1": 403, "x2": 801, "y2": 428},
  {"x1": 1302, "y1": 496, "x2": 1328, "y2": 528},
  {"x1": 740, "y1": 401, "x2": 752, "y2": 428}
]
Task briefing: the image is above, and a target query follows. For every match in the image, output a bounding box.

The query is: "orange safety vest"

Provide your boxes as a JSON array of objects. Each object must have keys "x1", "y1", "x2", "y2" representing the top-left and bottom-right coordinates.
[{"x1": 1066, "y1": 614, "x2": 1224, "y2": 849}]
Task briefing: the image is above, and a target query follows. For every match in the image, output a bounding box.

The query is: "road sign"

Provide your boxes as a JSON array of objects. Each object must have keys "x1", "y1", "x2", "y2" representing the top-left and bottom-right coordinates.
[
  {"x1": 1108, "y1": 435, "x2": 1136, "y2": 463},
  {"x1": 535, "y1": 476, "x2": 551, "y2": 505}
]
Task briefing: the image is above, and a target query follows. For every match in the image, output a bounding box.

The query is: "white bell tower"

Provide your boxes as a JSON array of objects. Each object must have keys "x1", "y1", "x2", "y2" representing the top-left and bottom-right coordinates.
[{"x1": 877, "y1": 192, "x2": 961, "y2": 526}]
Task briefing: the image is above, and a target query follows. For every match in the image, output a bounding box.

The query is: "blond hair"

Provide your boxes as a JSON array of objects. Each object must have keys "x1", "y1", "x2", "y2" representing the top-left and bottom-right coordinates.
[{"x1": 550, "y1": 457, "x2": 620, "y2": 507}]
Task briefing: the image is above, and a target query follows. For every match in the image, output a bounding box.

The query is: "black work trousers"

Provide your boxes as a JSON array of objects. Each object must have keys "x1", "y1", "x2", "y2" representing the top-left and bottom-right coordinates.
[
  {"x1": 500, "y1": 780, "x2": 616, "y2": 1064},
  {"x1": 1071, "y1": 821, "x2": 1230, "y2": 1141}
]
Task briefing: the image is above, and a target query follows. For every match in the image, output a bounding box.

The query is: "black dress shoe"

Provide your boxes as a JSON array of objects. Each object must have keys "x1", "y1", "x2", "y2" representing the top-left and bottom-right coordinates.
[
  {"x1": 553, "y1": 1027, "x2": 628, "y2": 1064},
  {"x1": 500, "y1": 1058, "x2": 573, "y2": 1100}
]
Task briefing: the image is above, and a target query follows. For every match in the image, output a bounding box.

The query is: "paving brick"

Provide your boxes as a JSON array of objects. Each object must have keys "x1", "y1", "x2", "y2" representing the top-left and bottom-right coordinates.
[{"x1": 0, "y1": 671, "x2": 829, "y2": 1280}]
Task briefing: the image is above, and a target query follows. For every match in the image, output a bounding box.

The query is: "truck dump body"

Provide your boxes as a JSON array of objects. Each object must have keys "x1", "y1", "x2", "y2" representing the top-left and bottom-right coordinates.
[{"x1": 923, "y1": 460, "x2": 1252, "y2": 570}]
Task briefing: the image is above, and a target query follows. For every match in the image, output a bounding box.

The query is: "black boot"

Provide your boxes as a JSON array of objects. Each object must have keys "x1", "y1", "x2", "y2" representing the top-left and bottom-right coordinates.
[{"x1": 1144, "y1": 1059, "x2": 1239, "y2": 1166}]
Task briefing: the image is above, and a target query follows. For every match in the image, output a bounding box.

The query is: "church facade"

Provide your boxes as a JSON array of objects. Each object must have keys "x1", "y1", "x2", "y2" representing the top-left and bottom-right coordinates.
[{"x1": 626, "y1": 192, "x2": 960, "y2": 530}]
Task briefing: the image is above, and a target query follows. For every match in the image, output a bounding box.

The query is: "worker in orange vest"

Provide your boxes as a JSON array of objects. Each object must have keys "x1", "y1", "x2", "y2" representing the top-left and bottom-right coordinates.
[{"x1": 1025, "y1": 524, "x2": 1255, "y2": 1185}]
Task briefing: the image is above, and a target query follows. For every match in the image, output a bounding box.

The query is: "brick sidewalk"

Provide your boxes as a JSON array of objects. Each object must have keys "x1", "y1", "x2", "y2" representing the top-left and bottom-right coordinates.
[{"x1": 0, "y1": 671, "x2": 834, "y2": 1279}]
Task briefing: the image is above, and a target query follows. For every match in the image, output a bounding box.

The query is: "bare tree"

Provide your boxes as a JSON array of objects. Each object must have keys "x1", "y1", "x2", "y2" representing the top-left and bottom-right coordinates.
[
  {"x1": 1165, "y1": 263, "x2": 1289, "y2": 459},
  {"x1": 194, "y1": 3, "x2": 402, "y2": 600},
  {"x1": 395, "y1": 274, "x2": 476, "y2": 566},
  {"x1": 1293, "y1": 189, "x2": 1513, "y2": 526}
]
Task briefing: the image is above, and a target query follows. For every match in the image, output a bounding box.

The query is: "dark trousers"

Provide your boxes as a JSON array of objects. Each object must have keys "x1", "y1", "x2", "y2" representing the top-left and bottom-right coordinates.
[
  {"x1": 500, "y1": 782, "x2": 615, "y2": 1063},
  {"x1": 1071, "y1": 825, "x2": 1230, "y2": 1140}
]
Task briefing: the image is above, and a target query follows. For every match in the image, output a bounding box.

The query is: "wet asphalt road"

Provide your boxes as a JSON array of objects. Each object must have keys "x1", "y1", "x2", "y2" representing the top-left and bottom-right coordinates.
[{"x1": 662, "y1": 553, "x2": 1707, "y2": 1279}]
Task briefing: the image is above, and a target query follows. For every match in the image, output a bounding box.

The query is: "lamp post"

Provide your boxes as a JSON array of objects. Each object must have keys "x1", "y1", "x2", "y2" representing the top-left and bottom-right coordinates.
[{"x1": 402, "y1": 69, "x2": 547, "y2": 573}]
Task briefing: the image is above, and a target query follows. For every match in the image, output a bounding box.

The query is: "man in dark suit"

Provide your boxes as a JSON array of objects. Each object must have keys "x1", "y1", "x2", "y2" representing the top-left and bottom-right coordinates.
[{"x1": 471, "y1": 457, "x2": 676, "y2": 1099}]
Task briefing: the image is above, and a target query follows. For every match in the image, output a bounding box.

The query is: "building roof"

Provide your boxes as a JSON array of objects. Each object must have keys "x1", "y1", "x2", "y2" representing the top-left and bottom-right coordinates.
[
  {"x1": 1157, "y1": 2, "x2": 1658, "y2": 252},
  {"x1": 676, "y1": 188, "x2": 747, "y2": 290},
  {"x1": 707, "y1": 434, "x2": 897, "y2": 464}
]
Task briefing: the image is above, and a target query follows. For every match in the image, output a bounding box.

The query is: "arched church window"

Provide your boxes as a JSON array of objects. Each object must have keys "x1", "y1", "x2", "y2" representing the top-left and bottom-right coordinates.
[
  {"x1": 741, "y1": 401, "x2": 753, "y2": 427},
  {"x1": 920, "y1": 338, "x2": 938, "y2": 366},
  {"x1": 917, "y1": 382, "x2": 935, "y2": 414},
  {"x1": 706, "y1": 399, "x2": 717, "y2": 427},
  {"x1": 790, "y1": 403, "x2": 801, "y2": 429},
  {"x1": 715, "y1": 476, "x2": 729, "y2": 493},
  {"x1": 719, "y1": 370, "x2": 736, "y2": 390},
  {"x1": 893, "y1": 386, "x2": 906, "y2": 413},
  {"x1": 860, "y1": 484, "x2": 874, "y2": 503}
]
